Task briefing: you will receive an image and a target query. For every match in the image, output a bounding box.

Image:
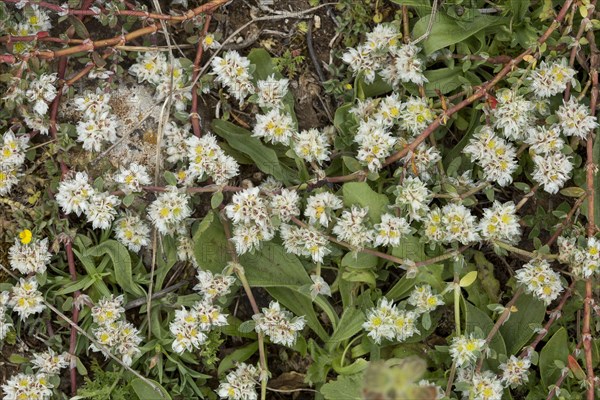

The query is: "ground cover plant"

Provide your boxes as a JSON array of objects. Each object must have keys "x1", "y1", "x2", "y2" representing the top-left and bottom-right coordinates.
[{"x1": 0, "y1": 0, "x2": 599, "y2": 399}]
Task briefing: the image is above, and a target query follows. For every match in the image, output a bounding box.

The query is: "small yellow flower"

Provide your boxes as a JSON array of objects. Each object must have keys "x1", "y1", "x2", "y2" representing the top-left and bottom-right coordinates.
[{"x1": 18, "y1": 229, "x2": 32, "y2": 245}]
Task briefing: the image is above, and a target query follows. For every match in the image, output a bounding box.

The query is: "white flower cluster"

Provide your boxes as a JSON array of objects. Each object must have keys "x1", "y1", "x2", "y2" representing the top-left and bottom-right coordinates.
[
  {"x1": 449, "y1": 333, "x2": 487, "y2": 367},
  {"x1": 558, "y1": 236, "x2": 600, "y2": 278},
  {"x1": 170, "y1": 268, "x2": 232, "y2": 354},
  {"x1": 147, "y1": 186, "x2": 191, "y2": 235},
  {"x1": 8, "y1": 5, "x2": 52, "y2": 54},
  {"x1": 280, "y1": 223, "x2": 331, "y2": 263},
  {"x1": 459, "y1": 371, "x2": 503, "y2": 400},
  {"x1": 342, "y1": 24, "x2": 427, "y2": 86},
  {"x1": 0, "y1": 131, "x2": 29, "y2": 196},
  {"x1": 31, "y1": 349, "x2": 69, "y2": 375},
  {"x1": 8, "y1": 235, "x2": 52, "y2": 275},
  {"x1": 0, "y1": 292, "x2": 13, "y2": 341},
  {"x1": 114, "y1": 212, "x2": 151, "y2": 252},
  {"x1": 362, "y1": 298, "x2": 420, "y2": 344},
  {"x1": 1, "y1": 372, "x2": 53, "y2": 400},
  {"x1": 529, "y1": 59, "x2": 576, "y2": 98},
  {"x1": 478, "y1": 201, "x2": 521, "y2": 244},
  {"x1": 557, "y1": 98, "x2": 599, "y2": 140},
  {"x1": 424, "y1": 204, "x2": 480, "y2": 244},
  {"x1": 351, "y1": 94, "x2": 435, "y2": 172},
  {"x1": 394, "y1": 176, "x2": 431, "y2": 221},
  {"x1": 57, "y1": 171, "x2": 121, "y2": 230},
  {"x1": 26, "y1": 73, "x2": 57, "y2": 116},
  {"x1": 73, "y1": 89, "x2": 119, "y2": 152},
  {"x1": 225, "y1": 187, "x2": 275, "y2": 254},
  {"x1": 252, "y1": 301, "x2": 306, "y2": 347},
  {"x1": 217, "y1": 363, "x2": 259, "y2": 400},
  {"x1": 492, "y1": 90, "x2": 533, "y2": 141},
  {"x1": 515, "y1": 259, "x2": 563, "y2": 305},
  {"x1": 114, "y1": 162, "x2": 151, "y2": 193},
  {"x1": 211, "y1": 50, "x2": 255, "y2": 104},
  {"x1": 407, "y1": 284, "x2": 444, "y2": 314},
  {"x1": 90, "y1": 295, "x2": 143, "y2": 366},
  {"x1": 129, "y1": 52, "x2": 191, "y2": 111},
  {"x1": 9, "y1": 277, "x2": 45, "y2": 320},
  {"x1": 499, "y1": 355, "x2": 531, "y2": 387},
  {"x1": 400, "y1": 139, "x2": 442, "y2": 181},
  {"x1": 464, "y1": 127, "x2": 518, "y2": 187},
  {"x1": 332, "y1": 206, "x2": 373, "y2": 250},
  {"x1": 186, "y1": 134, "x2": 239, "y2": 185}
]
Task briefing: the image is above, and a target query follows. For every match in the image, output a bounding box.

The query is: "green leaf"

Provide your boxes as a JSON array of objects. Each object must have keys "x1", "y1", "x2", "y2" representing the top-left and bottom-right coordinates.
[
  {"x1": 499, "y1": 294, "x2": 546, "y2": 355},
  {"x1": 320, "y1": 373, "x2": 363, "y2": 400},
  {"x1": 459, "y1": 271, "x2": 478, "y2": 287},
  {"x1": 212, "y1": 119, "x2": 295, "y2": 184},
  {"x1": 412, "y1": 13, "x2": 507, "y2": 55},
  {"x1": 87, "y1": 240, "x2": 144, "y2": 297},
  {"x1": 68, "y1": 15, "x2": 90, "y2": 39},
  {"x1": 341, "y1": 252, "x2": 378, "y2": 269},
  {"x1": 560, "y1": 187, "x2": 586, "y2": 197},
  {"x1": 211, "y1": 191, "x2": 224, "y2": 209},
  {"x1": 509, "y1": 0, "x2": 530, "y2": 22},
  {"x1": 192, "y1": 211, "x2": 228, "y2": 273},
  {"x1": 355, "y1": 74, "x2": 392, "y2": 99},
  {"x1": 327, "y1": 307, "x2": 365, "y2": 347},
  {"x1": 122, "y1": 194, "x2": 135, "y2": 207},
  {"x1": 342, "y1": 182, "x2": 389, "y2": 222},
  {"x1": 391, "y1": 235, "x2": 426, "y2": 262},
  {"x1": 241, "y1": 242, "x2": 329, "y2": 341},
  {"x1": 540, "y1": 328, "x2": 569, "y2": 388},
  {"x1": 463, "y1": 299, "x2": 507, "y2": 369},
  {"x1": 218, "y1": 342, "x2": 259, "y2": 376},
  {"x1": 130, "y1": 378, "x2": 171, "y2": 400}
]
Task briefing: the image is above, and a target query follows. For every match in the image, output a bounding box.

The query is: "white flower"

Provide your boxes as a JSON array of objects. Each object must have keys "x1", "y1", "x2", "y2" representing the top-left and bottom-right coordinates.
[
  {"x1": 0, "y1": 292, "x2": 13, "y2": 341},
  {"x1": 449, "y1": 333, "x2": 487, "y2": 367},
  {"x1": 91, "y1": 295, "x2": 125, "y2": 326},
  {"x1": 464, "y1": 127, "x2": 518, "y2": 186},
  {"x1": 524, "y1": 125, "x2": 564, "y2": 155},
  {"x1": 25, "y1": 73, "x2": 57, "y2": 116},
  {"x1": 500, "y1": 355, "x2": 531, "y2": 386},
  {"x1": 515, "y1": 259, "x2": 563, "y2": 305},
  {"x1": 332, "y1": 206, "x2": 374, "y2": 250},
  {"x1": 91, "y1": 320, "x2": 143, "y2": 366},
  {"x1": 217, "y1": 363, "x2": 259, "y2": 400},
  {"x1": 407, "y1": 285, "x2": 444, "y2": 314},
  {"x1": 373, "y1": 213, "x2": 410, "y2": 247},
  {"x1": 492, "y1": 90, "x2": 533, "y2": 141},
  {"x1": 293, "y1": 128, "x2": 331, "y2": 164},
  {"x1": 395, "y1": 176, "x2": 431, "y2": 221},
  {"x1": 211, "y1": 50, "x2": 255, "y2": 104},
  {"x1": 440, "y1": 203, "x2": 480, "y2": 244},
  {"x1": 399, "y1": 97, "x2": 435, "y2": 135},
  {"x1": 9, "y1": 277, "x2": 46, "y2": 320},
  {"x1": 363, "y1": 298, "x2": 396, "y2": 344},
  {"x1": 225, "y1": 187, "x2": 270, "y2": 228},
  {"x1": 147, "y1": 187, "x2": 192, "y2": 235},
  {"x1": 25, "y1": 5, "x2": 53, "y2": 31},
  {"x1": 253, "y1": 301, "x2": 305, "y2": 347},
  {"x1": 193, "y1": 269, "x2": 236, "y2": 301},
  {"x1": 231, "y1": 223, "x2": 274, "y2": 255},
  {"x1": 114, "y1": 212, "x2": 151, "y2": 252},
  {"x1": 8, "y1": 237, "x2": 52, "y2": 275},
  {"x1": 186, "y1": 134, "x2": 239, "y2": 185},
  {"x1": 269, "y1": 188, "x2": 300, "y2": 222},
  {"x1": 1, "y1": 131, "x2": 29, "y2": 170},
  {"x1": 309, "y1": 275, "x2": 332, "y2": 299},
  {"x1": 529, "y1": 58, "x2": 576, "y2": 98},
  {"x1": 31, "y1": 349, "x2": 69, "y2": 375},
  {"x1": 253, "y1": 109, "x2": 296, "y2": 145},
  {"x1": 86, "y1": 192, "x2": 121, "y2": 230},
  {"x1": 401, "y1": 141, "x2": 441, "y2": 181},
  {"x1": 280, "y1": 223, "x2": 331, "y2": 263},
  {"x1": 114, "y1": 162, "x2": 151, "y2": 193},
  {"x1": 478, "y1": 201, "x2": 521, "y2": 244},
  {"x1": 163, "y1": 121, "x2": 192, "y2": 163},
  {"x1": 373, "y1": 94, "x2": 403, "y2": 126},
  {"x1": 202, "y1": 33, "x2": 220, "y2": 50},
  {"x1": 393, "y1": 310, "x2": 420, "y2": 341},
  {"x1": 304, "y1": 192, "x2": 343, "y2": 227},
  {"x1": 0, "y1": 167, "x2": 19, "y2": 196},
  {"x1": 532, "y1": 151, "x2": 573, "y2": 194},
  {"x1": 557, "y1": 97, "x2": 598, "y2": 140},
  {"x1": 129, "y1": 52, "x2": 167, "y2": 84},
  {"x1": 355, "y1": 121, "x2": 397, "y2": 172},
  {"x1": 467, "y1": 371, "x2": 504, "y2": 400},
  {"x1": 256, "y1": 74, "x2": 289, "y2": 109},
  {"x1": 1, "y1": 372, "x2": 53, "y2": 400},
  {"x1": 382, "y1": 44, "x2": 428, "y2": 86}
]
